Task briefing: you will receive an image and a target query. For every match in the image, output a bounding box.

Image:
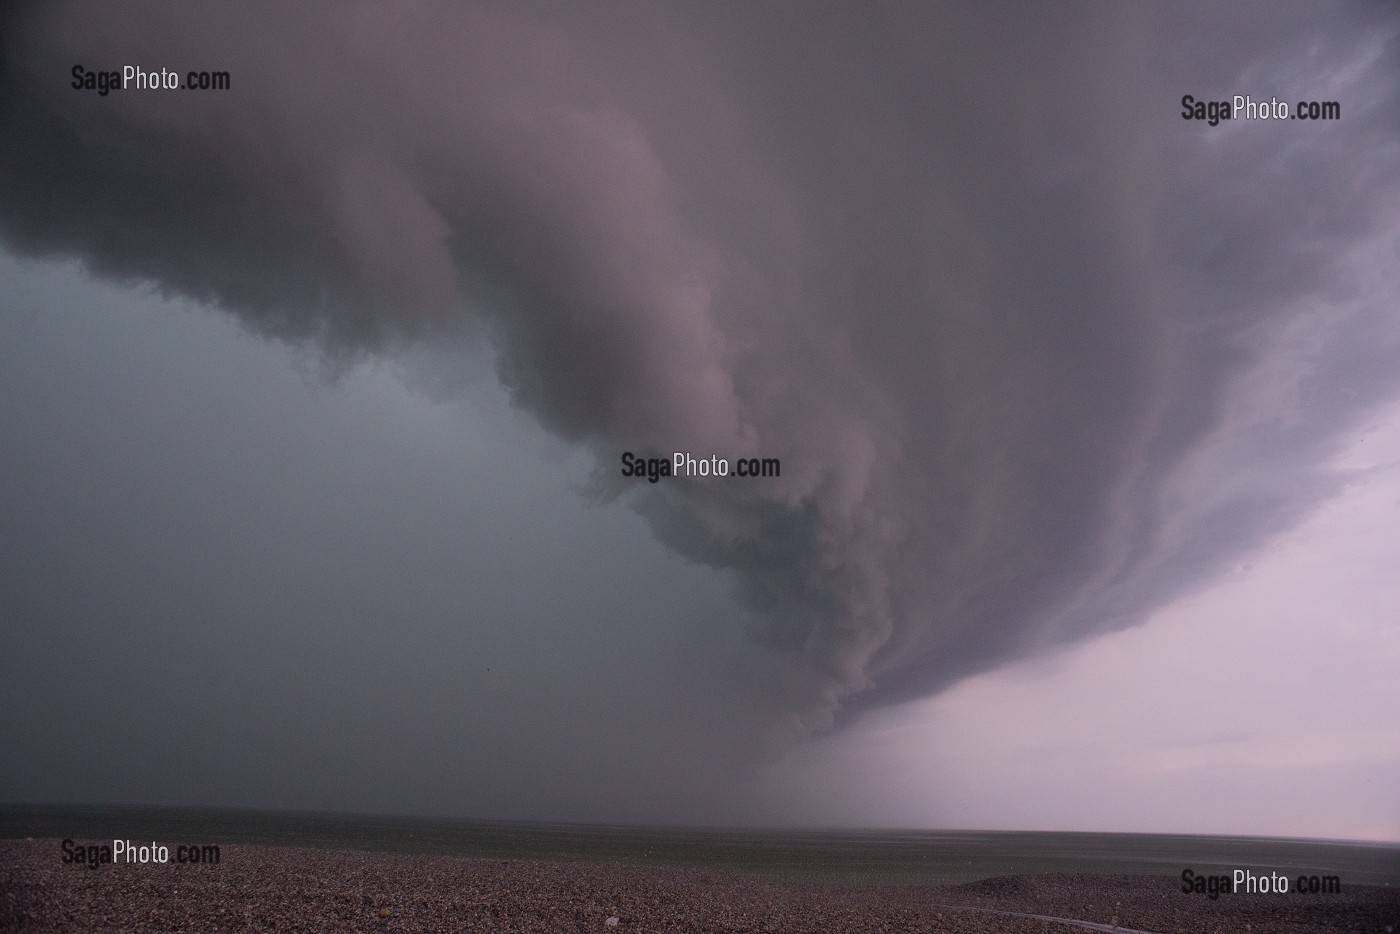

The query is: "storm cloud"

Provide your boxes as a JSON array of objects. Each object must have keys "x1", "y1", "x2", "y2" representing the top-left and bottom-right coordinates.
[{"x1": 3, "y1": 0, "x2": 1398, "y2": 758}]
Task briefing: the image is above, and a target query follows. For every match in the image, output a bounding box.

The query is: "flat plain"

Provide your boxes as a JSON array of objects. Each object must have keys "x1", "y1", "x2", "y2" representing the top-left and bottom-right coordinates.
[{"x1": 3, "y1": 806, "x2": 1397, "y2": 932}]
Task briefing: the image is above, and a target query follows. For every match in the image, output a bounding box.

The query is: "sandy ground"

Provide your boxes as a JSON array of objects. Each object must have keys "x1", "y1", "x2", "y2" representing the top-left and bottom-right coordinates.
[{"x1": 2, "y1": 839, "x2": 1397, "y2": 933}]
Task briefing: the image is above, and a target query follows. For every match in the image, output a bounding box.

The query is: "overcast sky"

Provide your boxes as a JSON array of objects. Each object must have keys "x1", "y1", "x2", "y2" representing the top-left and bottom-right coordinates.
[{"x1": 2, "y1": 1, "x2": 1398, "y2": 839}]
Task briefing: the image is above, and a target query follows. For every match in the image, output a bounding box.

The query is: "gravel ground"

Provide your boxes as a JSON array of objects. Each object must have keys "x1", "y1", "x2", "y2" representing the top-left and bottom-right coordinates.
[{"x1": 2, "y1": 839, "x2": 1397, "y2": 933}]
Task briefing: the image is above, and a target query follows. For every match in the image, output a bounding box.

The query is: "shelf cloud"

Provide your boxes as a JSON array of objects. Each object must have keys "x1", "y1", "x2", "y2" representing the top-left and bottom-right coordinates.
[{"x1": 3, "y1": 0, "x2": 1398, "y2": 751}]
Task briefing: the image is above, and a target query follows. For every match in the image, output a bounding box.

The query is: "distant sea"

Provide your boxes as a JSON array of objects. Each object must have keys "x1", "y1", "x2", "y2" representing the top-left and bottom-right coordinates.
[{"x1": 4, "y1": 803, "x2": 1397, "y2": 887}]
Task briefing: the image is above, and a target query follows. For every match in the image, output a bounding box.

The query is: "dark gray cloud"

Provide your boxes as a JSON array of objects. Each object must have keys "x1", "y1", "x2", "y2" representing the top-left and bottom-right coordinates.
[
  {"x1": 0, "y1": 256, "x2": 758, "y2": 822},
  {"x1": 2, "y1": 0, "x2": 1398, "y2": 774}
]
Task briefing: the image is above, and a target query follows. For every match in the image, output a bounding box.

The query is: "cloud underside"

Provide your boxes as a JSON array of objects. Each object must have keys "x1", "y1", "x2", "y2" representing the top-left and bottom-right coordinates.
[{"x1": 3, "y1": 0, "x2": 1398, "y2": 736}]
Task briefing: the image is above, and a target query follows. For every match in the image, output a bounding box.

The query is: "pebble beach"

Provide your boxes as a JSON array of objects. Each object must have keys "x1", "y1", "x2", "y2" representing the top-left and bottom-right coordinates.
[{"x1": 2, "y1": 839, "x2": 1397, "y2": 933}]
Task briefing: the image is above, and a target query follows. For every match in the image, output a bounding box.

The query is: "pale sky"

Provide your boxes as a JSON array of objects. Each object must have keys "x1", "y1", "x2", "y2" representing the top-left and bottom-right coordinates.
[{"x1": 760, "y1": 400, "x2": 1400, "y2": 840}]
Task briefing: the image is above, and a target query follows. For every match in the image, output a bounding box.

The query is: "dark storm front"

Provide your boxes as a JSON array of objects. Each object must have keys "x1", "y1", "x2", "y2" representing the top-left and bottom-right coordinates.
[{"x1": 620, "y1": 452, "x2": 781, "y2": 483}]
